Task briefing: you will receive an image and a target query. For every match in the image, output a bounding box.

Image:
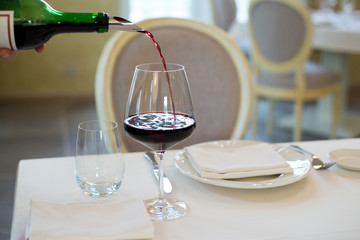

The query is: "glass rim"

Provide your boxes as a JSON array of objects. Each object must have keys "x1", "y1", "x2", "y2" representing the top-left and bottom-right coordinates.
[
  {"x1": 135, "y1": 63, "x2": 185, "y2": 73},
  {"x1": 78, "y1": 120, "x2": 118, "y2": 131}
]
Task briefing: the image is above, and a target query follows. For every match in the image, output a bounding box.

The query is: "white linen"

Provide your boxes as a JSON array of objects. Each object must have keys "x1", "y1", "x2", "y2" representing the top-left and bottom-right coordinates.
[
  {"x1": 27, "y1": 199, "x2": 153, "y2": 240},
  {"x1": 185, "y1": 143, "x2": 293, "y2": 179}
]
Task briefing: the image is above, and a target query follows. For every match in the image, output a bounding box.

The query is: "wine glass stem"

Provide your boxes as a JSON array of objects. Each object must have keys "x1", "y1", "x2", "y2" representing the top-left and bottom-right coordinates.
[{"x1": 155, "y1": 151, "x2": 165, "y2": 199}]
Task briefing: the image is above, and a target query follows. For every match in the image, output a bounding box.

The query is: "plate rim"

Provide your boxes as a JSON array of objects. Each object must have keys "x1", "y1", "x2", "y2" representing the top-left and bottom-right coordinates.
[{"x1": 174, "y1": 140, "x2": 311, "y2": 189}]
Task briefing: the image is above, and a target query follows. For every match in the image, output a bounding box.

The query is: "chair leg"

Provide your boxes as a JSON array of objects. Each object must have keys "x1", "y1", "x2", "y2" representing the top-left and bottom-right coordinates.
[
  {"x1": 293, "y1": 100, "x2": 303, "y2": 142},
  {"x1": 251, "y1": 96, "x2": 259, "y2": 140},
  {"x1": 330, "y1": 91, "x2": 340, "y2": 139},
  {"x1": 266, "y1": 99, "x2": 275, "y2": 136}
]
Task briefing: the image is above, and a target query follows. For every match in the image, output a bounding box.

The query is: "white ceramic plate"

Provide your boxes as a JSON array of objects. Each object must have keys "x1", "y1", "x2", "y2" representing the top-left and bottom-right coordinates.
[
  {"x1": 174, "y1": 140, "x2": 311, "y2": 189},
  {"x1": 328, "y1": 148, "x2": 360, "y2": 171}
]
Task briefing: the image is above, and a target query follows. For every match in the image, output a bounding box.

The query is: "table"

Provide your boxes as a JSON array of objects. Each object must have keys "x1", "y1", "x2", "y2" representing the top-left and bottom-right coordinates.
[
  {"x1": 312, "y1": 10, "x2": 360, "y2": 54},
  {"x1": 11, "y1": 138, "x2": 360, "y2": 240}
]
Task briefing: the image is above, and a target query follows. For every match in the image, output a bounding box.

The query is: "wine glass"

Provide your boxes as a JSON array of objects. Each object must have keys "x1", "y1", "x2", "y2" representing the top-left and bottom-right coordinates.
[
  {"x1": 329, "y1": 0, "x2": 338, "y2": 8},
  {"x1": 342, "y1": 0, "x2": 355, "y2": 15},
  {"x1": 324, "y1": 0, "x2": 339, "y2": 22},
  {"x1": 124, "y1": 63, "x2": 196, "y2": 221},
  {"x1": 323, "y1": 0, "x2": 338, "y2": 11},
  {"x1": 341, "y1": 0, "x2": 355, "y2": 24}
]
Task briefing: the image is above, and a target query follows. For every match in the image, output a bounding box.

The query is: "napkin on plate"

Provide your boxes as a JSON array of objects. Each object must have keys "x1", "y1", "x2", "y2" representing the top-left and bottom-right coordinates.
[
  {"x1": 26, "y1": 199, "x2": 154, "y2": 240},
  {"x1": 185, "y1": 143, "x2": 293, "y2": 179}
]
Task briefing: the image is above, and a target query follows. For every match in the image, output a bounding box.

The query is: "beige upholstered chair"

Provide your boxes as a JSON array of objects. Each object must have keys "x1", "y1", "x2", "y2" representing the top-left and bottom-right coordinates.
[
  {"x1": 210, "y1": 0, "x2": 237, "y2": 31},
  {"x1": 95, "y1": 18, "x2": 253, "y2": 152},
  {"x1": 249, "y1": 0, "x2": 341, "y2": 141},
  {"x1": 210, "y1": 0, "x2": 251, "y2": 59}
]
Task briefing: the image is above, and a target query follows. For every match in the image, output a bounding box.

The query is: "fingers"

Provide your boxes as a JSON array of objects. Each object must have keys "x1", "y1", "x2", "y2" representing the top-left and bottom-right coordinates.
[
  {"x1": 1, "y1": 45, "x2": 45, "y2": 59},
  {"x1": 35, "y1": 45, "x2": 45, "y2": 53},
  {"x1": 0, "y1": 48, "x2": 18, "y2": 59}
]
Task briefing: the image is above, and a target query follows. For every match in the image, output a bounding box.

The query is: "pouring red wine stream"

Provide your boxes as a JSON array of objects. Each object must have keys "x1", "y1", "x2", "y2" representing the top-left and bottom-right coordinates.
[
  {"x1": 137, "y1": 29, "x2": 176, "y2": 127},
  {"x1": 111, "y1": 17, "x2": 177, "y2": 126}
]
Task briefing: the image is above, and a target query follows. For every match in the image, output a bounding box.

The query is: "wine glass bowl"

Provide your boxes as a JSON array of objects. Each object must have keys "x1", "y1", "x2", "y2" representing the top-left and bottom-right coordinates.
[
  {"x1": 328, "y1": 0, "x2": 338, "y2": 9},
  {"x1": 342, "y1": 0, "x2": 355, "y2": 15},
  {"x1": 124, "y1": 63, "x2": 195, "y2": 221}
]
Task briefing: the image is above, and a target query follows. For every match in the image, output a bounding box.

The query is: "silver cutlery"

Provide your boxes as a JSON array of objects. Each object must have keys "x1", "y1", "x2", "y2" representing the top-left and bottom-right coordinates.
[
  {"x1": 289, "y1": 145, "x2": 335, "y2": 170},
  {"x1": 144, "y1": 151, "x2": 173, "y2": 194}
]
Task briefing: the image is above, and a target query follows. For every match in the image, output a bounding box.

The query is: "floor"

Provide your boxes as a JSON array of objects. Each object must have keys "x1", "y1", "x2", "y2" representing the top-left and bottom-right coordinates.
[{"x1": 0, "y1": 97, "x2": 352, "y2": 240}]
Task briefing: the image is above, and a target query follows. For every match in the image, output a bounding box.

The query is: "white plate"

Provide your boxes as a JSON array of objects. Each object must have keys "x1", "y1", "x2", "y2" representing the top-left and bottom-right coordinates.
[
  {"x1": 328, "y1": 148, "x2": 360, "y2": 171},
  {"x1": 174, "y1": 140, "x2": 311, "y2": 189}
]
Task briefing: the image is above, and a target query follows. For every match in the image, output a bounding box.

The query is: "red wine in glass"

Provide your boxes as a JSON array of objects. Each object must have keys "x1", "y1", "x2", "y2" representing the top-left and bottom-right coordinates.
[{"x1": 124, "y1": 113, "x2": 196, "y2": 151}]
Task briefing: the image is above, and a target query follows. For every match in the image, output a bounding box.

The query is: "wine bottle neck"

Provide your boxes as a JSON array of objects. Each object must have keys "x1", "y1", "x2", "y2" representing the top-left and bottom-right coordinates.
[
  {"x1": 108, "y1": 17, "x2": 142, "y2": 32},
  {"x1": 47, "y1": 11, "x2": 109, "y2": 33}
]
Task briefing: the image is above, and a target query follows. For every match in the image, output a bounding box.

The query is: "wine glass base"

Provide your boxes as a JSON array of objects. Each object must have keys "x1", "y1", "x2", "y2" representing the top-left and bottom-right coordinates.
[{"x1": 144, "y1": 197, "x2": 188, "y2": 221}]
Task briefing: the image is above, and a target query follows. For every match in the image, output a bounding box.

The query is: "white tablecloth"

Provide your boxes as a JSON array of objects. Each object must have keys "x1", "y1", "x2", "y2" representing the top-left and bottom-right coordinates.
[
  {"x1": 11, "y1": 138, "x2": 360, "y2": 240},
  {"x1": 312, "y1": 10, "x2": 360, "y2": 54}
]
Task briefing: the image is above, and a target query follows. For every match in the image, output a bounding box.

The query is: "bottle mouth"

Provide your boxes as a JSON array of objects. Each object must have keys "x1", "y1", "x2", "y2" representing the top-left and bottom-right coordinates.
[{"x1": 108, "y1": 17, "x2": 142, "y2": 32}]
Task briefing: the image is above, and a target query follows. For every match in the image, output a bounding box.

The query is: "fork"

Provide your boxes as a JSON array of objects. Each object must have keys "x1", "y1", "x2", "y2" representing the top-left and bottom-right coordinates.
[{"x1": 289, "y1": 145, "x2": 335, "y2": 170}]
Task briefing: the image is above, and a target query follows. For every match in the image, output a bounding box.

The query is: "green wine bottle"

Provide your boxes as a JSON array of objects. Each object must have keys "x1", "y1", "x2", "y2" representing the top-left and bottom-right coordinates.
[{"x1": 0, "y1": 0, "x2": 141, "y2": 50}]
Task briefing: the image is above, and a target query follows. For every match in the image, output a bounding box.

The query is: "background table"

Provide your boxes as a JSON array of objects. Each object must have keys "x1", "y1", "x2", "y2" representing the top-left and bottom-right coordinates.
[{"x1": 11, "y1": 138, "x2": 360, "y2": 240}]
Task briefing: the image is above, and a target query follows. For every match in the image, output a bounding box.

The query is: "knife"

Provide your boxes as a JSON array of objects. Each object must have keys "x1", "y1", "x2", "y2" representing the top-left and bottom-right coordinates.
[{"x1": 144, "y1": 151, "x2": 173, "y2": 194}]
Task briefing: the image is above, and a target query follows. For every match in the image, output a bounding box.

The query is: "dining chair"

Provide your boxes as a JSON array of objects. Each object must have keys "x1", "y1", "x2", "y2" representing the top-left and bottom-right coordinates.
[
  {"x1": 248, "y1": 0, "x2": 341, "y2": 141},
  {"x1": 210, "y1": 0, "x2": 251, "y2": 59},
  {"x1": 95, "y1": 17, "x2": 253, "y2": 152},
  {"x1": 210, "y1": 0, "x2": 237, "y2": 31}
]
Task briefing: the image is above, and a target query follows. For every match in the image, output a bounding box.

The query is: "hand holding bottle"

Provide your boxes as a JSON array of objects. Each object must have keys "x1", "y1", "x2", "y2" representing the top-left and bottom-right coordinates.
[
  {"x1": 0, "y1": 45, "x2": 45, "y2": 59},
  {"x1": 1, "y1": 0, "x2": 140, "y2": 51},
  {"x1": 0, "y1": 48, "x2": 17, "y2": 59}
]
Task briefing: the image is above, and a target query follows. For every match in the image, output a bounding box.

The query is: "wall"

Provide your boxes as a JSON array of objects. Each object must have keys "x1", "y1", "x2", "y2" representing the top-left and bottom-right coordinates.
[{"x1": 0, "y1": 0, "x2": 119, "y2": 99}]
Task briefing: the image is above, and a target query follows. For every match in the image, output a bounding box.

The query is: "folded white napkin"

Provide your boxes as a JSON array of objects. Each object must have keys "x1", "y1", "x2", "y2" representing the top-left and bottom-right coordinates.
[
  {"x1": 185, "y1": 143, "x2": 293, "y2": 179},
  {"x1": 27, "y1": 199, "x2": 154, "y2": 240}
]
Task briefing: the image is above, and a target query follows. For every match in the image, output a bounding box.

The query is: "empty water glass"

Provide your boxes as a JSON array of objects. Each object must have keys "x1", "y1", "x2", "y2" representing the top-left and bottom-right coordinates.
[{"x1": 75, "y1": 120, "x2": 124, "y2": 197}]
